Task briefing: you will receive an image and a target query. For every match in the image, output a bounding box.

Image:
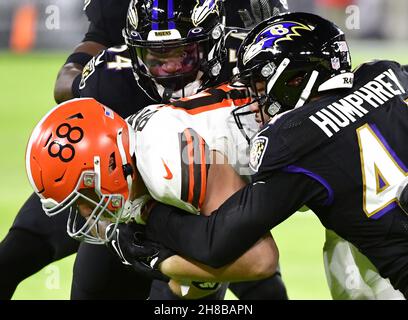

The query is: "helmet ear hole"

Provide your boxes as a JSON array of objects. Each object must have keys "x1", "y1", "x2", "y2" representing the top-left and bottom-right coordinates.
[
  {"x1": 287, "y1": 72, "x2": 307, "y2": 88},
  {"x1": 109, "y1": 152, "x2": 117, "y2": 173}
]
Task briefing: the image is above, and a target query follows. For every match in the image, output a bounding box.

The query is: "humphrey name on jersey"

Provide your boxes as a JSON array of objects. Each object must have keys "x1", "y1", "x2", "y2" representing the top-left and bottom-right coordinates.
[{"x1": 309, "y1": 68, "x2": 406, "y2": 137}]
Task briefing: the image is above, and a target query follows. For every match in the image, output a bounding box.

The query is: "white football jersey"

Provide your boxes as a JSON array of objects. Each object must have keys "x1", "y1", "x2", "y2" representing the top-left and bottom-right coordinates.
[{"x1": 127, "y1": 84, "x2": 257, "y2": 214}]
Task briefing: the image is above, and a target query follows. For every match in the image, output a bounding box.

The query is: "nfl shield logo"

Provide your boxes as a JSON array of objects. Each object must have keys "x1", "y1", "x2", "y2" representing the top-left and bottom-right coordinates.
[
  {"x1": 331, "y1": 57, "x2": 340, "y2": 70},
  {"x1": 249, "y1": 136, "x2": 268, "y2": 172}
]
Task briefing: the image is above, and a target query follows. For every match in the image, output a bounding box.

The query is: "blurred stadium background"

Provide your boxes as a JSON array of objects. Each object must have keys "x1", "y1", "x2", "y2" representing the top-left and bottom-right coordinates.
[{"x1": 0, "y1": 0, "x2": 407, "y2": 300}]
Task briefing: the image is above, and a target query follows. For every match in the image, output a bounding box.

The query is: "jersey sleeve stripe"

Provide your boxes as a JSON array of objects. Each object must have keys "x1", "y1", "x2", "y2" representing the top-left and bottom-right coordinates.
[
  {"x1": 179, "y1": 128, "x2": 196, "y2": 206},
  {"x1": 184, "y1": 129, "x2": 196, "y2": 206},
  {"x1": 198, "y1": 136, "x2": 210, "y2": 209},
  {"x1": 179, "y1": 131, "x2": 190, "y2": 204},
  {"x1": 179, "y1": 128, "x2": 210, "y2": 210},
  {"x1": 190, "y1": 129, "x2": 204, "y2": 209},
  {"x1": 181, "y1": 129, "x2": 195, "y2": 204}
]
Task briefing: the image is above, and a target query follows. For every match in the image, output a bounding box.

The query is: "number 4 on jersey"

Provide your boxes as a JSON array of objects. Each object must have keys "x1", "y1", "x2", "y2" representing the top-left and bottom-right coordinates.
[
  {"x1": 107, "y1": 55, "x2": 132, "y2": 70},
  {"x1": 357, "y1": 124, "x2": 408, "y2": 218}
]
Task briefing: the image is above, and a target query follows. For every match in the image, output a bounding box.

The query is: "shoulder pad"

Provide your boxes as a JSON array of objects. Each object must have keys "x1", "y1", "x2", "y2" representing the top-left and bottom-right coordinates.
[
  {"x1": 354, "y1": 60, "x2": 408, "y2": 90},
  {"x1": 126, "y1": 106, "x2": 160, "y2": 132}
]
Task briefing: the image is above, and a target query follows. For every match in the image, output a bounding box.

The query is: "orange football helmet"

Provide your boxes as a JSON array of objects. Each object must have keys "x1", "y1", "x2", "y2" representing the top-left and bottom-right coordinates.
[{"x1": 25, "y1": 98, "x2": 136, "y2": 244}]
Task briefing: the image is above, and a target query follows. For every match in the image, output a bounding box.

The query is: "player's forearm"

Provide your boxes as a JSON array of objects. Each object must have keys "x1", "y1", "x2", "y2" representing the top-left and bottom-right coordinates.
[
  {"x1": 54, "y1": 64, "x2": 84, "y2": 103},
  {"x1": 146, "y1": 183, "x2": 276, "y2": 268},
  {"x1": 160, "y1": 234, "x2": 278, "y2": 282},
  {"x1": 54, "y1": 41, "x2": 106, "y2": 103}
]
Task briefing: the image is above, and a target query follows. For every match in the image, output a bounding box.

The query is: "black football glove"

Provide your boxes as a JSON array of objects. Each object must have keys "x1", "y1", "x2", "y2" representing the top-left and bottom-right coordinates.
[
  {"x1": 238, "y1": 0, "x2": 285, "y2": 29},
  {"x1": 130, "y1": 232, "x2": 176, "y2": 283},
  {"x1": 105, "y1": 222, "x2": 174, "y2": 282}
]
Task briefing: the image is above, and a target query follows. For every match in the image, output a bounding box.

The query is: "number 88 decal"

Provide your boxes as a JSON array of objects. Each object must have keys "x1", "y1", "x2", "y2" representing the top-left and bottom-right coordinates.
[{"x1": 48, "y1": 123, "x2": 84, "y2": 162}]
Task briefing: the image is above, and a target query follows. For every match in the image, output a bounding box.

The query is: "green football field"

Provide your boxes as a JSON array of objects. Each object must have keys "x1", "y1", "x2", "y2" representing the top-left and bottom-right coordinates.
[{"x1": 0, "y1": 42, "x2": 407, "y2": 300}]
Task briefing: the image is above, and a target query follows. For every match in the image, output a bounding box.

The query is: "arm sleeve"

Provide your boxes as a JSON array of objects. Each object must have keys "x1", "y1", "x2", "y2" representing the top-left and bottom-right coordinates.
[
  {"x1": 146, "y1": 170, "x2": 327, "y2": 268},
  {"x1": 82, "y1": 22, "x2": 112, "y2": 47},
  {"x1": 81, "y1": 0, "x2": 128, "y2": 47},
  {"x1": 82, "y1": 0, "x2": 111, "y2": 46}
]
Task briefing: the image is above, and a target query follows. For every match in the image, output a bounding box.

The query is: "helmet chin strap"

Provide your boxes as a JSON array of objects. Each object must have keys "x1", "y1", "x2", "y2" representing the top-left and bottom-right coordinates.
[
  {"x1": 154, "y1": 71, "x2": 204, "y2": 102},
  {"x1": 295, "y1": 70, "x2": 319, "y2": 109},
  {"x1": 116, "y1": 128, "x2": 133, "y2": 195},
  {"x1": 116, "y1": 128, "x2": 152, "y2": 225},
  {"x1": 266, "y1": 58, "x2": 291, "y2": 94},
  {"x1": 116, "y1": 128, "x2": 135, "y2": 223},
  {"x1": 93, "y1": 155, "x2": 101, "y2": 194},
  {"x1": 162, "y1": 87, "x2": 174, "y2": 103}
]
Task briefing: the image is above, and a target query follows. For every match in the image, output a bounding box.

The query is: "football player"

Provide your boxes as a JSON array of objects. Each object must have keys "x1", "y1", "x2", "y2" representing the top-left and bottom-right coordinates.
[
  {"x1": 79, "y1": 0, "x2": 291, "y2": 300},
  {"x1": 77, "y1": 0, "x2": 289, "y2": 301},
  {"x1": 54, "y1": 0, "x2": 289, "y2": 103},
  {"x1": 133, "y1": 12, "x2": 408, "y2": 299},
  {"x1": 75, "y1": 0, "x2": 290, "y2": 300},
  {"x1": 2, "y1": 0, "x2": 289, "y2": 300},
  {"x1": 25, "y1": 92, "x2": 280, "y2": 299},
  {"x1": 0, "y1": 0, "x2": 134, "y2": 300}
]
